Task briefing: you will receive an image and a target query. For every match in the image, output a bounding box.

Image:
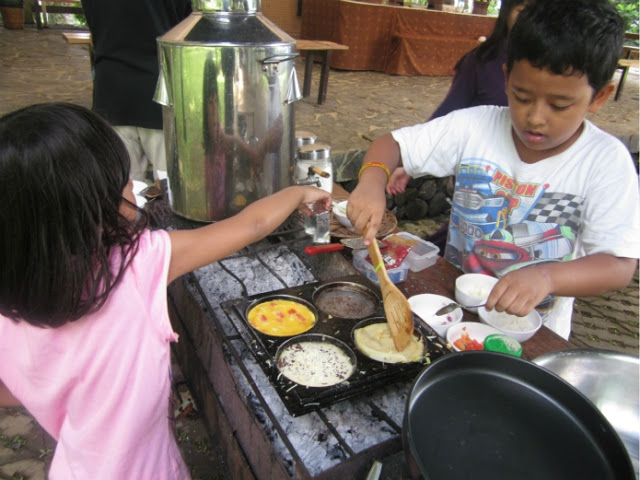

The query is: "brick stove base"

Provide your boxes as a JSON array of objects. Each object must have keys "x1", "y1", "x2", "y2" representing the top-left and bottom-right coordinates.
[
  {"x1": 151, "y1": 197, "x2": 424, "y2": 479},
  {"x1": 168, "y1": 275, "x2": 412, "y2": 479}
]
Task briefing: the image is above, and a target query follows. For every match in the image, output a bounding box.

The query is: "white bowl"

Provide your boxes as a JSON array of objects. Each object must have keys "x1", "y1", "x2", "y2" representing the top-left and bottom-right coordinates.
[
  {"x1": 477, "y1": 306, "x2": 542, "y2": 343},
  {"x1": 455, "y1": 273, "x2": 498, "y2": 313},
  {"x1": 332, "y1": 200, "x2": 354, "y2": 230},
  {"x1": 408, "y1": 293, "x2": 463, "y2": 338},
  {"x1": 446, "y1": 321, "x2": 501, "y2": 352}
]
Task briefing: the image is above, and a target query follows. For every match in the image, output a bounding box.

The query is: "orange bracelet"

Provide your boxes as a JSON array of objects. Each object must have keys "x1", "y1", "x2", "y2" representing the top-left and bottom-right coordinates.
[{"x1": 358, "y1": 161, "x2": 391, "y2": 185}]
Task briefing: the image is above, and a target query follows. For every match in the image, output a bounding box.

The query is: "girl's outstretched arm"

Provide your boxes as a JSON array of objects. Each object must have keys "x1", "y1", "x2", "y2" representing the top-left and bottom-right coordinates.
[
  {"x1": 0, "y1": 379, "x2": 20, "y2": 408},
  {"x1": 167, "y1": 186, "x2": 331, "y2": 283}
]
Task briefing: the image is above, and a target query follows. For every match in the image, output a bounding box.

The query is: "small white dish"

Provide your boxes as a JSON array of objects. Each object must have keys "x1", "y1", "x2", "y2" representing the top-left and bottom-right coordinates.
[
  {"x1": 408, "y1": 293, "x2": 463, "y2": 338},
  {"x1": 446, "y1": 321, "x2": 500, "y2": 352},
  {"x1": 478, "y1": 307, "x2": 542, "y2": 343},
  {"x1": 332, "y1": 200, "x2": 354, "y2": 230},
  {"x1": 455, "y1": 273, "x2": 498, "y2": 313}
]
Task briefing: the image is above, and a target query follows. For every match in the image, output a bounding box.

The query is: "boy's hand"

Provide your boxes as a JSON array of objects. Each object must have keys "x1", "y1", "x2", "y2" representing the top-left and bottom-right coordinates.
[
  {"x1": 386, "y1": 167, "x2": 411, "y2": 195},
  {"x1": 346, "y1": 185, "x2": 387, "y2": 245},
  {"x1": 485, "y1": 266, "x2": 553, "y2": 317}
]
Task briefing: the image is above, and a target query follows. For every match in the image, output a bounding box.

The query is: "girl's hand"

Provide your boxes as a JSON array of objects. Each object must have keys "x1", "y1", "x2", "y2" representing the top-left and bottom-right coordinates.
[
  {"x1": 298, "y1": 186, "x2": 331, "y2": 216},
  {"x1": 168, "y1": 185, "x2": 332, "y2": 283}
]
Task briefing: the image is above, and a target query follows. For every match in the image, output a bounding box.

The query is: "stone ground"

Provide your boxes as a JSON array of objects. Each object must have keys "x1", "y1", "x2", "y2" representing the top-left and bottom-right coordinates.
[{"x1": 0, "y1": 24, "x2": 638, "y2": 480}]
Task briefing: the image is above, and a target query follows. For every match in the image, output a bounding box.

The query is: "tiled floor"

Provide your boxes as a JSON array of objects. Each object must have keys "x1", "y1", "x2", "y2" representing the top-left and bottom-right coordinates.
[{"x1": 0, "y1": 23, "x2": 638, "y2": 480}]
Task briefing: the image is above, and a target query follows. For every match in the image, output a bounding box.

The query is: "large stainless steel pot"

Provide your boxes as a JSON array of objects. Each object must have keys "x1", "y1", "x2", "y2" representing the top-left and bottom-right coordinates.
[{"x1": 155, "y1": 0, "x2": 301, "y2": 222}]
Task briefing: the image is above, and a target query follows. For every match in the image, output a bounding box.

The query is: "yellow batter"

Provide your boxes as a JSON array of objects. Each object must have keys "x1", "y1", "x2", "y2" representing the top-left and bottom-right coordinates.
[
  {"x1": 248, "y1": 299, "x2": 316, "y2": 336},
  {"x1": 354, "y1": 323, "x2": 424, "y2": 363}
]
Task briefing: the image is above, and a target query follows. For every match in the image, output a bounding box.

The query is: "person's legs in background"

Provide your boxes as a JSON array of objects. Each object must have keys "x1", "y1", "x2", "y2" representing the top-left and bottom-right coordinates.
[
  {"x1": 139, "y1": 127, "x2": 167, "y2": 182},
  {"x1": 114, "y1": 126, "x2": 166, "y2": 187},
  {"x1": 113, "y1": 125, "x2": 150, "y2": 183}
]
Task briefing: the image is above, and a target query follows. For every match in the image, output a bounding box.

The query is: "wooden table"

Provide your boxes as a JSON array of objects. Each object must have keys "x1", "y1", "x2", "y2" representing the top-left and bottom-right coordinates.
[
  {"x1": 329, "y1": 183, "x2": 573, "y2": 358},
  {"x1": 617, "y1": 32, "x2": 640, "y2": 100},
  {"x1": 615, "y1": 58, "x2": 639, "y2": 101},
  {"x1": 155, "y1": 182, "x2": 574, "y2": 479},
  {"x1": 296, "y1": 39, "x2": 349, "y2": 105},
  {"x1": 165, "y1": 226, "x2": 573, "y2": 479},
  {"x1": 399, "y1": 256, "x2": 573, "y2": 360}
]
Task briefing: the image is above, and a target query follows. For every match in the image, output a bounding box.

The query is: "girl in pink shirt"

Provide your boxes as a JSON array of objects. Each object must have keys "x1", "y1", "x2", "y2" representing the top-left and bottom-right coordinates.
[{"x1": 0, "y1": 103, "x2": 330, "y2": 479}]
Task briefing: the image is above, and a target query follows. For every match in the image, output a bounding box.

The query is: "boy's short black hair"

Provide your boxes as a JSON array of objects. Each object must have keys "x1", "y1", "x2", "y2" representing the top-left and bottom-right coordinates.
[{"x1": 506, "y1": 0, "x2": 624, "y2": 94}]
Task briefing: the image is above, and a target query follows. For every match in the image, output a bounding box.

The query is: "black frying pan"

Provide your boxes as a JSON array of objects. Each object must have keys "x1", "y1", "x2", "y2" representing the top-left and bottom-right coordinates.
[{"x1": 403, "y1": 351, "x2": 635, "y2": 480}]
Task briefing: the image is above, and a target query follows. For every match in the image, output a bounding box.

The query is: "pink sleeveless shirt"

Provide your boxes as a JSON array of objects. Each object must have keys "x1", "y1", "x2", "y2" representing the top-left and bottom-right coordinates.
[{"x1": 0, "y1": 230, "x2": 190, "y2": 479}]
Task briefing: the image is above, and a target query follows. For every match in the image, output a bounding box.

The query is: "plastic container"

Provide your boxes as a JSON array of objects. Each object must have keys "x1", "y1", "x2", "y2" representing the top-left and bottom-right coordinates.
[
  {"x1": 388, "y1": 232, "x2": 439, "y2": 272},
  {"x1": 483, "y1": 334, "x2": 523, "y2": 357},
  {"x1": 352, "y1": 249, "x2": 409, "y2": 285}
]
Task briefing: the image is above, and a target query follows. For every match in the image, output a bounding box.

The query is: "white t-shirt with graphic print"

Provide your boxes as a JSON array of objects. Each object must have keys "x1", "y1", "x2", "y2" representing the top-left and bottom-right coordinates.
[{"x1": 393, "y1": 106, "x2": 640, "y2": 339}]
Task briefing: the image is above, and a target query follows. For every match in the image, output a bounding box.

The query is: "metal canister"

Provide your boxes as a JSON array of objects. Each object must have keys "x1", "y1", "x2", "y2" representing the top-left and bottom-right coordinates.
[
  {"x1": 294, "y1": 143, "x2": 332, "y2": 192},
  {"x1": 294, "y1": 143, "x2": 332, "y2": 243},
  {"x1": 155, "y1": 1, "x2": 302, "y2": 222}
]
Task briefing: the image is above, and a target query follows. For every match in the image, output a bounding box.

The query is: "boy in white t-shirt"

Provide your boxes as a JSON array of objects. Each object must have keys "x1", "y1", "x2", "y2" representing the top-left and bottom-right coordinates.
[{"x1": 347, "y1": 0, "x2": 640, "y2": 339}]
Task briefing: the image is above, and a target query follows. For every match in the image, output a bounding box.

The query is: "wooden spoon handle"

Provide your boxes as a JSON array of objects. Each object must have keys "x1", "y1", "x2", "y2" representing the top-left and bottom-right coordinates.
[
  {"x1": 364, "y1": 225, "x2": 388, "y2": 279},
  {"x1": 364, "y1": 224, "x2": 414, "y2": 352},
  {"x1": 366, "y1": 241, "x2": 385, "y2": 276}
]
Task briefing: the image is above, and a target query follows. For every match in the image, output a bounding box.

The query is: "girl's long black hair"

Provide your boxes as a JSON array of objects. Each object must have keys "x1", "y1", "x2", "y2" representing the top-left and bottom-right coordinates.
[
  {"x1": 455, "y1": 0, "x2": 530, "y2": 69},
  {"x1": 0, "y1": 103, "x2": 148, "y2": 327}
]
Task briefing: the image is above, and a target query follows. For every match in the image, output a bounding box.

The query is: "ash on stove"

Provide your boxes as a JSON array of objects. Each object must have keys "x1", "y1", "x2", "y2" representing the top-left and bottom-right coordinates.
[{"x1": 174, "y1": 222, "x2": 448, "y2": 478}]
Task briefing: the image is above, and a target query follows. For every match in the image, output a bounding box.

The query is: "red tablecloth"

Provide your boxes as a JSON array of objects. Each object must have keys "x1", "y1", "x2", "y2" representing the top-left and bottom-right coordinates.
[{"x1": 301, "y1": 0, "x2": 496, "y2": 75}]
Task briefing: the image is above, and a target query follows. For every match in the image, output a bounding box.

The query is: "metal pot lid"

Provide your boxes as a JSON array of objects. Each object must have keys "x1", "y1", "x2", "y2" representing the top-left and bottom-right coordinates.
[
  {"x1": 295, "y1": 131, "x2": 318, "y2": 147},
  {"x1": 194, "y1": 0, "x2": 260, "y2": 13},
  {"x1": 298, "y1": 143, "x2": 331, "y2": 160},
  {"x1": 158, "y1": 11, "x2": 294, "y2": 46},
  {"x1": 533, "y1": 348, "x2": 639, "y2": 474},
  {"x1": 405, "y1": 351, "x2": 635, "y2": 480}
]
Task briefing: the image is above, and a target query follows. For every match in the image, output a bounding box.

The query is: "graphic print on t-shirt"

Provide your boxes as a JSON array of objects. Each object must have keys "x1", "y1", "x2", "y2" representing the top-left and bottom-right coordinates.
[{"x1": 446, "y1": 160, "x2": 582, "y2": 287}]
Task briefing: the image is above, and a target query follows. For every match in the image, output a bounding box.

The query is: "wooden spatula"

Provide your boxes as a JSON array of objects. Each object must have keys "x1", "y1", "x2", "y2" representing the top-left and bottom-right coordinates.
[{"x1": 364, "y1": 226, "x2": 414, "y2": 351}]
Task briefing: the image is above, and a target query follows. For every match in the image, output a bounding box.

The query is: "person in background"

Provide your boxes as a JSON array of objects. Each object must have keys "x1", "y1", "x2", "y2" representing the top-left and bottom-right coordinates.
[
  {"x1": 0, "y1": 103, "x2": 330, "y2": 479},
  {"x1": 386, "y1": 0, "x2": 531, "y2": 252},
  {"x1": 81, "y1": 0, "x2": 192, "y2": 184},
  {"x1": 347, "y1": 0, "x2": 640, "y2": 340}
]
